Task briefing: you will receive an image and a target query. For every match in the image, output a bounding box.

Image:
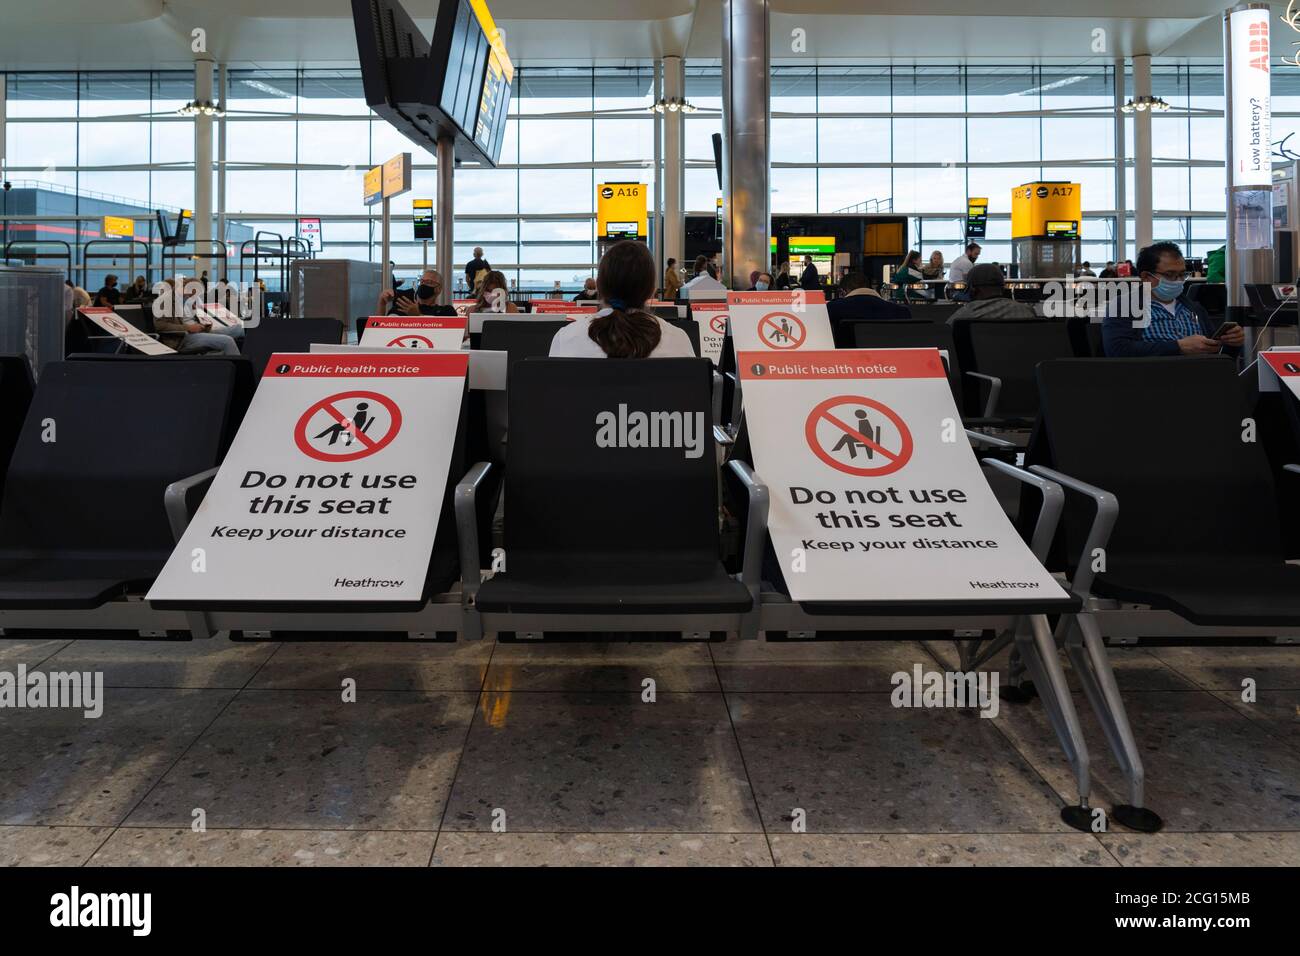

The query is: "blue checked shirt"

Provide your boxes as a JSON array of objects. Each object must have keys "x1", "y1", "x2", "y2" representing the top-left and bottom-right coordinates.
[
  {"x1": 1102, "y1": 295, "x2": 1215, "y2": 357},
  {"x1": 1142, "y1": 298, "x2": 1203, "y2": 344}
]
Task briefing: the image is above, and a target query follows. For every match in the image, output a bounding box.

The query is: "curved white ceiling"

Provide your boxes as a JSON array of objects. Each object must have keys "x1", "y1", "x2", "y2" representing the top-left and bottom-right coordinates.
[{"x1": 0, "y1": 0, "x2": 1272, "y2": 68}]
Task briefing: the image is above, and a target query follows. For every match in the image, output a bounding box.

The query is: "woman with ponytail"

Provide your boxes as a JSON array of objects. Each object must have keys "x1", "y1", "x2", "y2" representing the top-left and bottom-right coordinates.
[{"x1": 549, "y1": 241, "x2": 695, "y2": 359}]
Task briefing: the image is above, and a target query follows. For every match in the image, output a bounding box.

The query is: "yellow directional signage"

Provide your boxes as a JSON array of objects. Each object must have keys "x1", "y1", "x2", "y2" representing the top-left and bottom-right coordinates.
[
  {"x1": 1011, "y1": 182, "x2": 1081, "y2": 239},
  {"x1": 382, "y1": 152, "x2": 412, "y2": 199},
  {"x1": 363, "y1": 166, "x2": 383, "y2": 207},
  {"x1": 101, "y1": 215, "x2": 134, "y2": 238},
  {"x1": 597, "y1": 183, "x2": 648, "y2": 240}
]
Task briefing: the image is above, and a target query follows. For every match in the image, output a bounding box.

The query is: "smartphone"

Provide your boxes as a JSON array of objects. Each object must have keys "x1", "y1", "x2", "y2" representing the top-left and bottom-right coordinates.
[{"x1": 1210, "y1": 320, "x2": 1239, "y2": 339}]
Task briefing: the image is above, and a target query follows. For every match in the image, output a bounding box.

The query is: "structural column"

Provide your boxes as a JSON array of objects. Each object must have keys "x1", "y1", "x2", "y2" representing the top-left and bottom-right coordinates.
[
  {"x1": 662, "y1": 55, "x2": 685, "y2": 275},
  {"x1": 1113, "y1": 58, "x2": 1128, "y2": 265},
  {"x1": 1132, "y1": 54, "x2": 1153, "y2": 252},
  {"x1": 721, "y1": 0, "x2": 770, "y2": 290},
  {"x1": 194, "y1": 54, "x2": 215, "y2": 279},
  {"x1": 217, "y1": 63, "x2": 228, "y2": 275},
  {"x1": 436, "y1": 135, "x2": 455, "y2": 305}
]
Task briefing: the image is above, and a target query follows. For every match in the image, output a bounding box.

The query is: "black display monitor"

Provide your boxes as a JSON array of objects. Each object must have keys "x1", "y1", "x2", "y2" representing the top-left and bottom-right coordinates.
[{"x1": 352, "y1": 0, "x2": 513, "y2": 167}]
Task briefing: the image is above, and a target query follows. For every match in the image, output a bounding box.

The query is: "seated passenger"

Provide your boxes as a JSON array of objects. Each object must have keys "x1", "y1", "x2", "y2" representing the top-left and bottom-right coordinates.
[
  {"x1": 921, "y1": 250, "x2": 945, "y2": 280},
  {"x1": 891, "y1": 250, "x2": 926, "y2": 301},
  {"x1": 153, "y1": 278, "x2": 242, "y2": 355},
  {"x1": 376, "y1": 269, "x2": 458, "y2": 316},
  {"x1": 94, "y1": 274, "x2": 122, "y2": 308},
  {"x1": 573, "y1": 277, "x2": 599, "y2": 301},
  {"x1": 474, "y1": 270, "x2": 520, "y2": 313},
  {"x1": 826, "y1": 272, "x2": 909, "y2": 331},
  {"x1": 1103, "y1": 241, "x2": 1243, "y2": 357},
  {"x1": 549, "y1": 240, "x2": 695, "y2": 359},
  {"x1": 946, "y1": 264, "x2": 1036, "y2": 324},
  {"x1": 123, "y1": 275, "x2": 152, "y2": 303}
]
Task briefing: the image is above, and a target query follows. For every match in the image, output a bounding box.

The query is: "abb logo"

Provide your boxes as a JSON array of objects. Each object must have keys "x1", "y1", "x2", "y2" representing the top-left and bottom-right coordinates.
[{"x1": 1248, "y1": 21, "x2": 1269, "y2": 73}]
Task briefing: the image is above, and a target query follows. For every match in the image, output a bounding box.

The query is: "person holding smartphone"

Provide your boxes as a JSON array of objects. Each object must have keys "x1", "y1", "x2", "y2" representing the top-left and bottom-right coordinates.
[{"x1": 1102, "y1": 241, "x2": 1244, "y2": 357}]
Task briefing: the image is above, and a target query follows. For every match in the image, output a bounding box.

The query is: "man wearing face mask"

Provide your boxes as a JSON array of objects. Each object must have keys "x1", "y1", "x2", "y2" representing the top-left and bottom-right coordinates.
[
  {"x1": 1102, "y1": 241, "x2": 1243, "y2": 357},
  {"x1": 376, "y1": 269, "x2": 458, "y2": 317}
]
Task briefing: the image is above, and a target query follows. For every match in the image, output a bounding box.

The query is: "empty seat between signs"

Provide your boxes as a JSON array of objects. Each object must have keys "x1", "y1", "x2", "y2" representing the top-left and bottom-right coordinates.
[{"x1": 467, "y1": 358, "x2": 751, "y2": 625}]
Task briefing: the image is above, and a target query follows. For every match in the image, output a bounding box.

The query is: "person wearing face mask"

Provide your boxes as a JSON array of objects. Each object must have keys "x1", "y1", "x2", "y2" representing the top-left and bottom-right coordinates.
[
  {"x1": 1102, "y1": 241, "x2": 1243, "y2": 357},
  {"x1": 751, "y1": 272, "x2": 773, "y2": 291},
  {"x1": 376, "y1": 269, "x2": 458, "y2": 317}
]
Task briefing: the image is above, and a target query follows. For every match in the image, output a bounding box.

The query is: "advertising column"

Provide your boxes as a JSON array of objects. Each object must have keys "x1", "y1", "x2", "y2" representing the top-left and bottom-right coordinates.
[{"x1": 1224, "y1": 4, "x2": 1273, "y2": 337}]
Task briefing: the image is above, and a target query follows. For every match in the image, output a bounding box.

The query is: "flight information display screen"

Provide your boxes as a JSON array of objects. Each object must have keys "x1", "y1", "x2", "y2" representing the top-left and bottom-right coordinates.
[
  {"x1": 432, "y1": 0, "x2": 512, "y2": 164},
  {"x1": 475, "y1": 46, "x2": 512, "y2": 156}
]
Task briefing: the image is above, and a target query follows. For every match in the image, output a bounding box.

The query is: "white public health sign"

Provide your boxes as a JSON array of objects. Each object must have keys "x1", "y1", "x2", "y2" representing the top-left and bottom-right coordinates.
[
  {"x1": 690, "y1": 301, "x2": 728, "y2": 366},
  {"x1": 738, "y1": 348, "x2": 1069, "y2": 604},
  {"x1": 359, "y1": 315, "x2": 467, "y2": 350},
  {"x1": 148, "y1": 353, "x2": 467, "y2": 606},
  {"x1": 727, "y1": 291, "x2": 833, "y2": 353},
  {"x1": 78, "y1": 306, "x2": 175, "y2": 355}
]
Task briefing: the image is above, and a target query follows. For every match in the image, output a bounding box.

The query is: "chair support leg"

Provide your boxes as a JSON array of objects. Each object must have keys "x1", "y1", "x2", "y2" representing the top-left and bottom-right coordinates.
[
  {"x1": 1016, "y1": 613, "x2": 1093, "y2": 831},
  {"x1": 1070, "y1": 612, "x2": 1162, "y2": 832}
]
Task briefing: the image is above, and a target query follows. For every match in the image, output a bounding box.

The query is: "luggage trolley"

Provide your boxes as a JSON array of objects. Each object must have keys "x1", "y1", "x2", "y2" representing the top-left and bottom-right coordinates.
[
  {"x1": 81, "y1": 237, "x2": 151, "y2": 295},
  {"x1": 239, "y1": 231, "x2": 290, "y2": 319}
]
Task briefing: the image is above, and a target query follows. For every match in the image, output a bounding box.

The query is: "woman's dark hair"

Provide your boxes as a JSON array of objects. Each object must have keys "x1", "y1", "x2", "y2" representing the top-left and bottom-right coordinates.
[
  {"x1": 589, "y1": 240, "x2": 661, "y2": 359},
  {"x1": 904, "y1": 250, "x2": 921, "y2": 269},
  {"x1": 667, "y1": 257, "x2": 676, "y2": 268},
  {"x1": 692, "y1": 254, "x2": 708, "y2": 277}
]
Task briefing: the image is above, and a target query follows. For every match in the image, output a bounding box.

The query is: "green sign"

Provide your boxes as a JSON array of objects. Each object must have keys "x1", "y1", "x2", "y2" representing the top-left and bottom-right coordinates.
[{"x1": 788, "y1": 236, "x2": 835, "y2": 255}]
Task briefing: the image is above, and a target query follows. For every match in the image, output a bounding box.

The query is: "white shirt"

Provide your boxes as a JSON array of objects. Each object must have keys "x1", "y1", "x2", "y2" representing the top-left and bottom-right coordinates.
[
  {"x1": 947, "y1": 255, "x2": 976, "y2": 283},
  {"x1": 548, "y1": 309, "x2": 697, "y2": 359}
]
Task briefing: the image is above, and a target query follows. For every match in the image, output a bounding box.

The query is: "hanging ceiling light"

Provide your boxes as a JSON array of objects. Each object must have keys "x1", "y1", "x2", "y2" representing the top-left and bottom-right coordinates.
[
  {"x1": 177, "y1": 100, "x2": 225, "y2": 117},
  {"x1": 647, "y1": 96, "x2": 697, "y2": 114},
  {"x1": 1120, "y1": 95, "x2": 1171, "y2": 113}
]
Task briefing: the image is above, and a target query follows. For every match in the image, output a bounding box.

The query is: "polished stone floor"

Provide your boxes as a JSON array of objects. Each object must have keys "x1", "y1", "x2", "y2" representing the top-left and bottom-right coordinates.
[{"x1": 1, "y1": 634, "x2": 1297, "y2": 866}]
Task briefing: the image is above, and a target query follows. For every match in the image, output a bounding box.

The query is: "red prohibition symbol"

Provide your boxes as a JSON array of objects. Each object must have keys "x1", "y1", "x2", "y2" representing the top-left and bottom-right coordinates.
[
  {"x1": 758, "y1": 311, "x2": 806, "y2": 350},
  {"x1": 805, "y1": 394, "x2": 913, "y2": 477},
  {"x1": 294, "y1": 390, "x2": 402, "y2": 463},
  {"x1": 387, "y1": 334, "x2": 435, "y2": 348}
]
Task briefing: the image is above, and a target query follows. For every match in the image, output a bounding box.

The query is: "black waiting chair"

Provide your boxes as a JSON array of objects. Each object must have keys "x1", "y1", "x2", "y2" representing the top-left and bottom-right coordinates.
[
  {"x1": 953, "y1": 319, "x2": 1076, "y2": 425},
  {"x1": 0, "y1": 355, "x2": 35, "y2": 508},
  {"x1": 1034, "y1": 357, "x2": 1300, "y2": 627},
  {"x1": 0, "y1": 360, "x2": 237, "y2": 614},
  {"x1": 242, "y1": 317, "x2": 345, "y2": 378},
  {"x1": 666, "y1": 316, "x2": 702, "y2": 357},
  {"x1": 848, "y1": 320, "x2": 964, "y2": 411},
  {"x1": 478, "y1": 319, "x2": 569, "y2": 371},
  {"x1": 467, "y1": 358, "x2": 751, "y2": 630},
  {"x1": 1064, "y1": 315, "x2": 1104, "y2": 357},
  {"x1": 67, "y1": 353, "x2": 254, "y2": 451},
  {"x1": 1026, "y1": 356, "x2": 1300, "y2": 832}
]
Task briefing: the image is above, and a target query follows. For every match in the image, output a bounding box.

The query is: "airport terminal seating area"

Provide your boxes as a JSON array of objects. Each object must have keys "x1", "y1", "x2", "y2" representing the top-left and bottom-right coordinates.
[{"x1": 2, "y1": 290, "x2": 1300, "y2": 866}]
